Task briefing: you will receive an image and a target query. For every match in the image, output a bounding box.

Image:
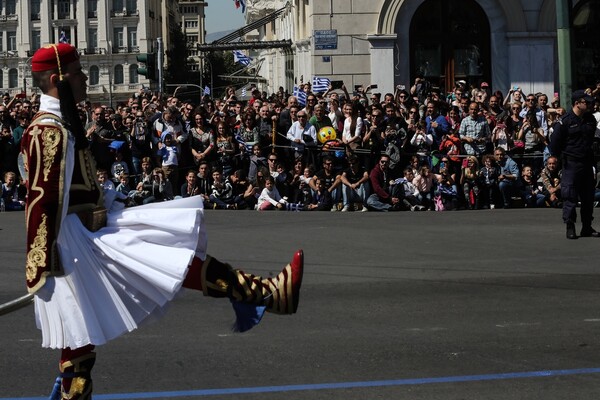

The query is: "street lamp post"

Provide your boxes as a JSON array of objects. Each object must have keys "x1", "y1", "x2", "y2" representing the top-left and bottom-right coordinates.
[
  {"x1": 200, "y1": 55, "x2": 213, "y2": 97},
  {"x1": 21, "y1": 56, "x2": 33, "y2": 96}
]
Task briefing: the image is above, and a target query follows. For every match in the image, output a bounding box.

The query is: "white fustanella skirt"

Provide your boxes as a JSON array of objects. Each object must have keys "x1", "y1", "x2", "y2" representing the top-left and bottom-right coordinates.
[{"x1": 34, "y1": 196, "x2": 207, "y2": 349}]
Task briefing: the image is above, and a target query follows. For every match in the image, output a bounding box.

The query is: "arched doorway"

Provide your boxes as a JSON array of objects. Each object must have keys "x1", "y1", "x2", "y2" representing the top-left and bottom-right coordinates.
[
  {"x1": 409, "y1": 0, "x2": 491, "y2": 94},
  {"x1": 573, "y1": 0, "x2": 600, "y2": 88}
]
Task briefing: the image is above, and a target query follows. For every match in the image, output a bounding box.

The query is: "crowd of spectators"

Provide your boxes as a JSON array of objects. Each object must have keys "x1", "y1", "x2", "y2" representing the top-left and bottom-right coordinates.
[{"x1": 2, "y1": 78, "x2": 600, "y2": 212}]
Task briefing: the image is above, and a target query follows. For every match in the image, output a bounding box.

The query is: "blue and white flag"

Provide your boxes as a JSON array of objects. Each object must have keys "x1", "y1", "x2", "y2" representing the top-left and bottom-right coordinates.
[
  {"x1": 241, "y1": 87, "x2": 247, "y2": 97},
  {"x1": 233, "y1": 50, "x2": 252, "y2": 66},
  {"x1": 59, "y1": 30, "x2": 69, "y2": 44},
  {"x1": 203, "y1": 86, "x2": 211, "y2": 95},
  {"x1": 312, "y1": 76, "x2": 331, "y2": 93},
  {"x1": 293, "y1": 86, "x2": 307, "y2": 106},
  {"x1": 234, "y1": 0, "x2": 246, "y2": 13}
]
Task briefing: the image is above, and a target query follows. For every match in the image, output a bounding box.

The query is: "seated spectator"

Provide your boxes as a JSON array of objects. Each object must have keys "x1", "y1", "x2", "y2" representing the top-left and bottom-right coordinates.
[
  {"x1": 433, "y1": 157, "x2": 459, "y2": 210},
  {"x1": 540, "y1": 156, "x2": 562, "y2": 208},
  {"x1": 1, "y1": 171, "x2": 24, "y2": 211},
  {"x1": 310, "y1": 155, "x2": 343, "y2": 211},
  {"x1": 397, "y1": 167, "x2": 426, "y2": 211},
  {"x1": 181, "y1": 169, "x2": 200, "y2": 198},
  {"x1": 209, "y1": 168, "x2": 235, "y2": 209},
  {"x1": 413, "y1": 164, "x2": 435, "y2": 210},
  {"x1": 460, "y1": 156, "x2": 480, "y2": 209},
  {"x1": 196, "y1": 161, "x2": 214, "y2": 208},
  {"x1": 366, "y1": 154, "x2": 403, "y2": 211},
  {"x1": 97, "y1": 169, "x2": 115, "y2": 191},
  {"x1": 274, "y1": 162, "x2": 291, "y2": 198},
  {"x1": 294, "y1": 165, "x2": 314, "y2": 206},
  {"x1": 494, "y1": 147, "x2": 521, "y2": 208},
  {"x1": 230, "y1": 169, "x2": 258, "y2": 210},
  {"x1": 151, "y1": 167, "x2": 174, "y2": 202},
  {"x1": 340, "y1": 154, "x2": 370, "y2": 211},
  {"x1": 110, "y1": 148, "x2": 129, "y2": 185},
  {"x1": 305, "y1": 178, "x2": 333, "y2": 211},
  {"x1": 520, "y1": 165, "x2": 545, "y2": 208},
  {"x1": 257, "y1": 176, "x2": 286, "y2": 211},
  {"x1": 115, "y1": 173, "x2": 133, "y2": 196}
]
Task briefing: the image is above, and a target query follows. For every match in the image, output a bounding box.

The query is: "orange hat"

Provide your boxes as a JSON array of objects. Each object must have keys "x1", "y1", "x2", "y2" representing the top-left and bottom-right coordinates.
[{"x1": 31, "y1": 44, "x2": 79, "y2": 78}]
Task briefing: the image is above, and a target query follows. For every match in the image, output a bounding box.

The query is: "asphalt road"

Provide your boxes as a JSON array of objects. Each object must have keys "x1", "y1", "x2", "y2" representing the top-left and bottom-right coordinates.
[{"x1": 2, "y1": 207, "x2": 600, "y2": 399}]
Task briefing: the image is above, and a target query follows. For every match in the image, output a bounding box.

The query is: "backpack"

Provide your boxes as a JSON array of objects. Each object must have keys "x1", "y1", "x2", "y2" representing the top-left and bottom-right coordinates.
[{"x1": 385, "y1": 141, "x2": 401, "y2": 171}]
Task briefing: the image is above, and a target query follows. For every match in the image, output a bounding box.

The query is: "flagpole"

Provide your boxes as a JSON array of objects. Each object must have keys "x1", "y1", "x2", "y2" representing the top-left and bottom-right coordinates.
[{"x1": 271, "y1": 119, "x2": 276, "y2": 154}]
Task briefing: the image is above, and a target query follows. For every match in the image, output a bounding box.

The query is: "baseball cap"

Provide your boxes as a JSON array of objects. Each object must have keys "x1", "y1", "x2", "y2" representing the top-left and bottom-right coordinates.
[{"x1": 480, "y1": 82, "x2": 489, "y2": 87}]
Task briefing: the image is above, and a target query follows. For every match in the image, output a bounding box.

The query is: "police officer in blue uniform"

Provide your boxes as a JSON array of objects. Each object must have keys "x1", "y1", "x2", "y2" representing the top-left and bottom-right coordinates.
[{"x1": 550, "y1": 90, "x2": 600, "y2": 239}]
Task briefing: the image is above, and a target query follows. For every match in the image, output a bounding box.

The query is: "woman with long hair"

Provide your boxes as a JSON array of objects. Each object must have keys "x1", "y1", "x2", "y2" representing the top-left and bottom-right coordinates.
[
  {"x1": 341, "y1": 102, "x2": 363, "y2": 154},
  {"x1": 215, "y1": 121, "x2": 237, "y2": 177},
  {"x1": 190, "y1": 109, "x2": 215, "y2": 166}
]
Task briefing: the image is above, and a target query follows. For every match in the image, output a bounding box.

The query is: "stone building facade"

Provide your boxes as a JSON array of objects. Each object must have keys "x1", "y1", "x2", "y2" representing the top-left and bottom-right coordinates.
[{"x1": 245, "y1": 0, "x2": 599, "y2": 98}]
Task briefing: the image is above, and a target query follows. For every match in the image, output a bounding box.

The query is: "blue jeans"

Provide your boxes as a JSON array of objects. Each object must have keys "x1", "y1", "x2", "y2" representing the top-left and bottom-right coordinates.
[
  {"x1": 342, "y1": 183, "x2": 369, "y2": 206},
  {"x1": 366, "y1": 194, "x2": 392, "y2": 211}
]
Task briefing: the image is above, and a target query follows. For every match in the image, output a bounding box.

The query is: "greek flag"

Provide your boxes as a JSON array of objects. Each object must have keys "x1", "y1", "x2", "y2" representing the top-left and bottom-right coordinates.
[
  {"x1": 234, "y1": 0, "x2": 246, "y2": 13},
  {"x1": 241, "y1": 87, "x2": 247, "y2": 97},
  {"x1": 235, "y1": 133, "x2": 254, "y2": 152},
  {"x1": 293, "y1": 86, "x2": 307, "y2": 106},
  {"x1": 233, "y1": 50, "x2": 252, "y2": 66},
  {"x1": 312, "y1": 76, "x2": 331, "y2": 93},
  {"x1": 59, "y1": 30, "x2": 69, "y2": 44},
  {"x1": 203, "y1": 86, "x2": 211, "y2": 95}
]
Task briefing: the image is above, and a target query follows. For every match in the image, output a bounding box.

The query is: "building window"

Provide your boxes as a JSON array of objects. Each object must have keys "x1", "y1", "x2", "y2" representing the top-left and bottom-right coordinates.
[
  {"x1": 32, "y1": 31, "x2": 41, "y2": 51},
  {"x1": 88, "y1": 0, "x2": 98, "y2": 17},
  {"x1": 113, "y1": 0, "x2": 123, "y2": 12},
  {"x1": 128, "y1": 28, "x2": 137, "y2": 47},
  {"x1": 31, "y1": 0, "x2": 41, "y2": 15},
  {"x1": 88, "y1": 28, "x2": 98, "y2": 50},
  {"x1": 0, "y1": 33, "x2": 3, "y2": 52},
  {"x1": 114, "y1": 65, "x2": 124, "y2": 84},
  {"x1": 126, "y1": 0, "x2": 136, "y2": 12},
  {"x1": 185, "y1": 20, "x2": 198, "y2": 29},
  {"x1": 114, "y1": 28, "x2": 124, "y2": 47},
  {"x1": 8, "y1": 68, "x2": 18, "y2": 88},
  {"x1": 129, "y1": 64, "x2": 138, "y2": 84},
  {"x1": 0, "y1": 70, "x2": 3, "y2": 88},
  {"x1": 58, "y1": 0, "x2": 70, "y2": 18},
  {"x1": 7, "y1": 31, "x2": 16, "y2": 51},
  {"x1": 410, "y1": 0, "x2": 490, "y2": 93},
  {"x1": 573, "y1": 0, "x2": 600, "y2": 88},
  {"x1": 6, "y1": 0, "x2": 16, "y2": 15},
  {"x1": 89, "y1": 66, "x2": 99, "y2": 85}
]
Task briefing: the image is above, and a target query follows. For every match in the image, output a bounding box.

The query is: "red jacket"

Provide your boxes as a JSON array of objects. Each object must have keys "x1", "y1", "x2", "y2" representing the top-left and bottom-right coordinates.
[{"x1": 369, "y1": 163, "x2": 390, "y2": 202}]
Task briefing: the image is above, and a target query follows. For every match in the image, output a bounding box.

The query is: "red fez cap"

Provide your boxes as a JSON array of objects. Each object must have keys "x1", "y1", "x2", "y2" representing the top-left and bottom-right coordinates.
[{"x1": 31, "y1": 44, "x2": 79, "y2": 75}]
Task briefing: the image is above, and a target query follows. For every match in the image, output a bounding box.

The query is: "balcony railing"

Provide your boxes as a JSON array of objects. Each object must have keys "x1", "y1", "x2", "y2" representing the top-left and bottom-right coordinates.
[
  {"x1": 0, "y1": 51, "x2": 19, "y2": 58},
  {"x1": 0, "y1": 14, "x2": 18, "y2": 21},
  {"x1": 112, "y1": 46, "x2": 139, "y2": 54},
  {"x1": 111, "y1": 9, "x2": 139, "y2": 17},
  {"x1": 84, "y1": 48, "x2": 107, "y2": 55}
]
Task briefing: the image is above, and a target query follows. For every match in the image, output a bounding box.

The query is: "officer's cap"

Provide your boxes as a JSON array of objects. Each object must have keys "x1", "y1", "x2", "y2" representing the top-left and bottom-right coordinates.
[{"x1": 571, "y1": 89, "x2": 594, "y2": 104}]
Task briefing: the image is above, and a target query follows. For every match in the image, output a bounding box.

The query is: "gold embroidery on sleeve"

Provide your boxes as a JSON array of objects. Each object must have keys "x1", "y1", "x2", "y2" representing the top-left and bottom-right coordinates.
[
  {"x1": 42, "y1": 128, "x2": 61, "y2": 182},
  {"x1": 26, "y1": 214, "x2": 48, "y2": 282}
]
